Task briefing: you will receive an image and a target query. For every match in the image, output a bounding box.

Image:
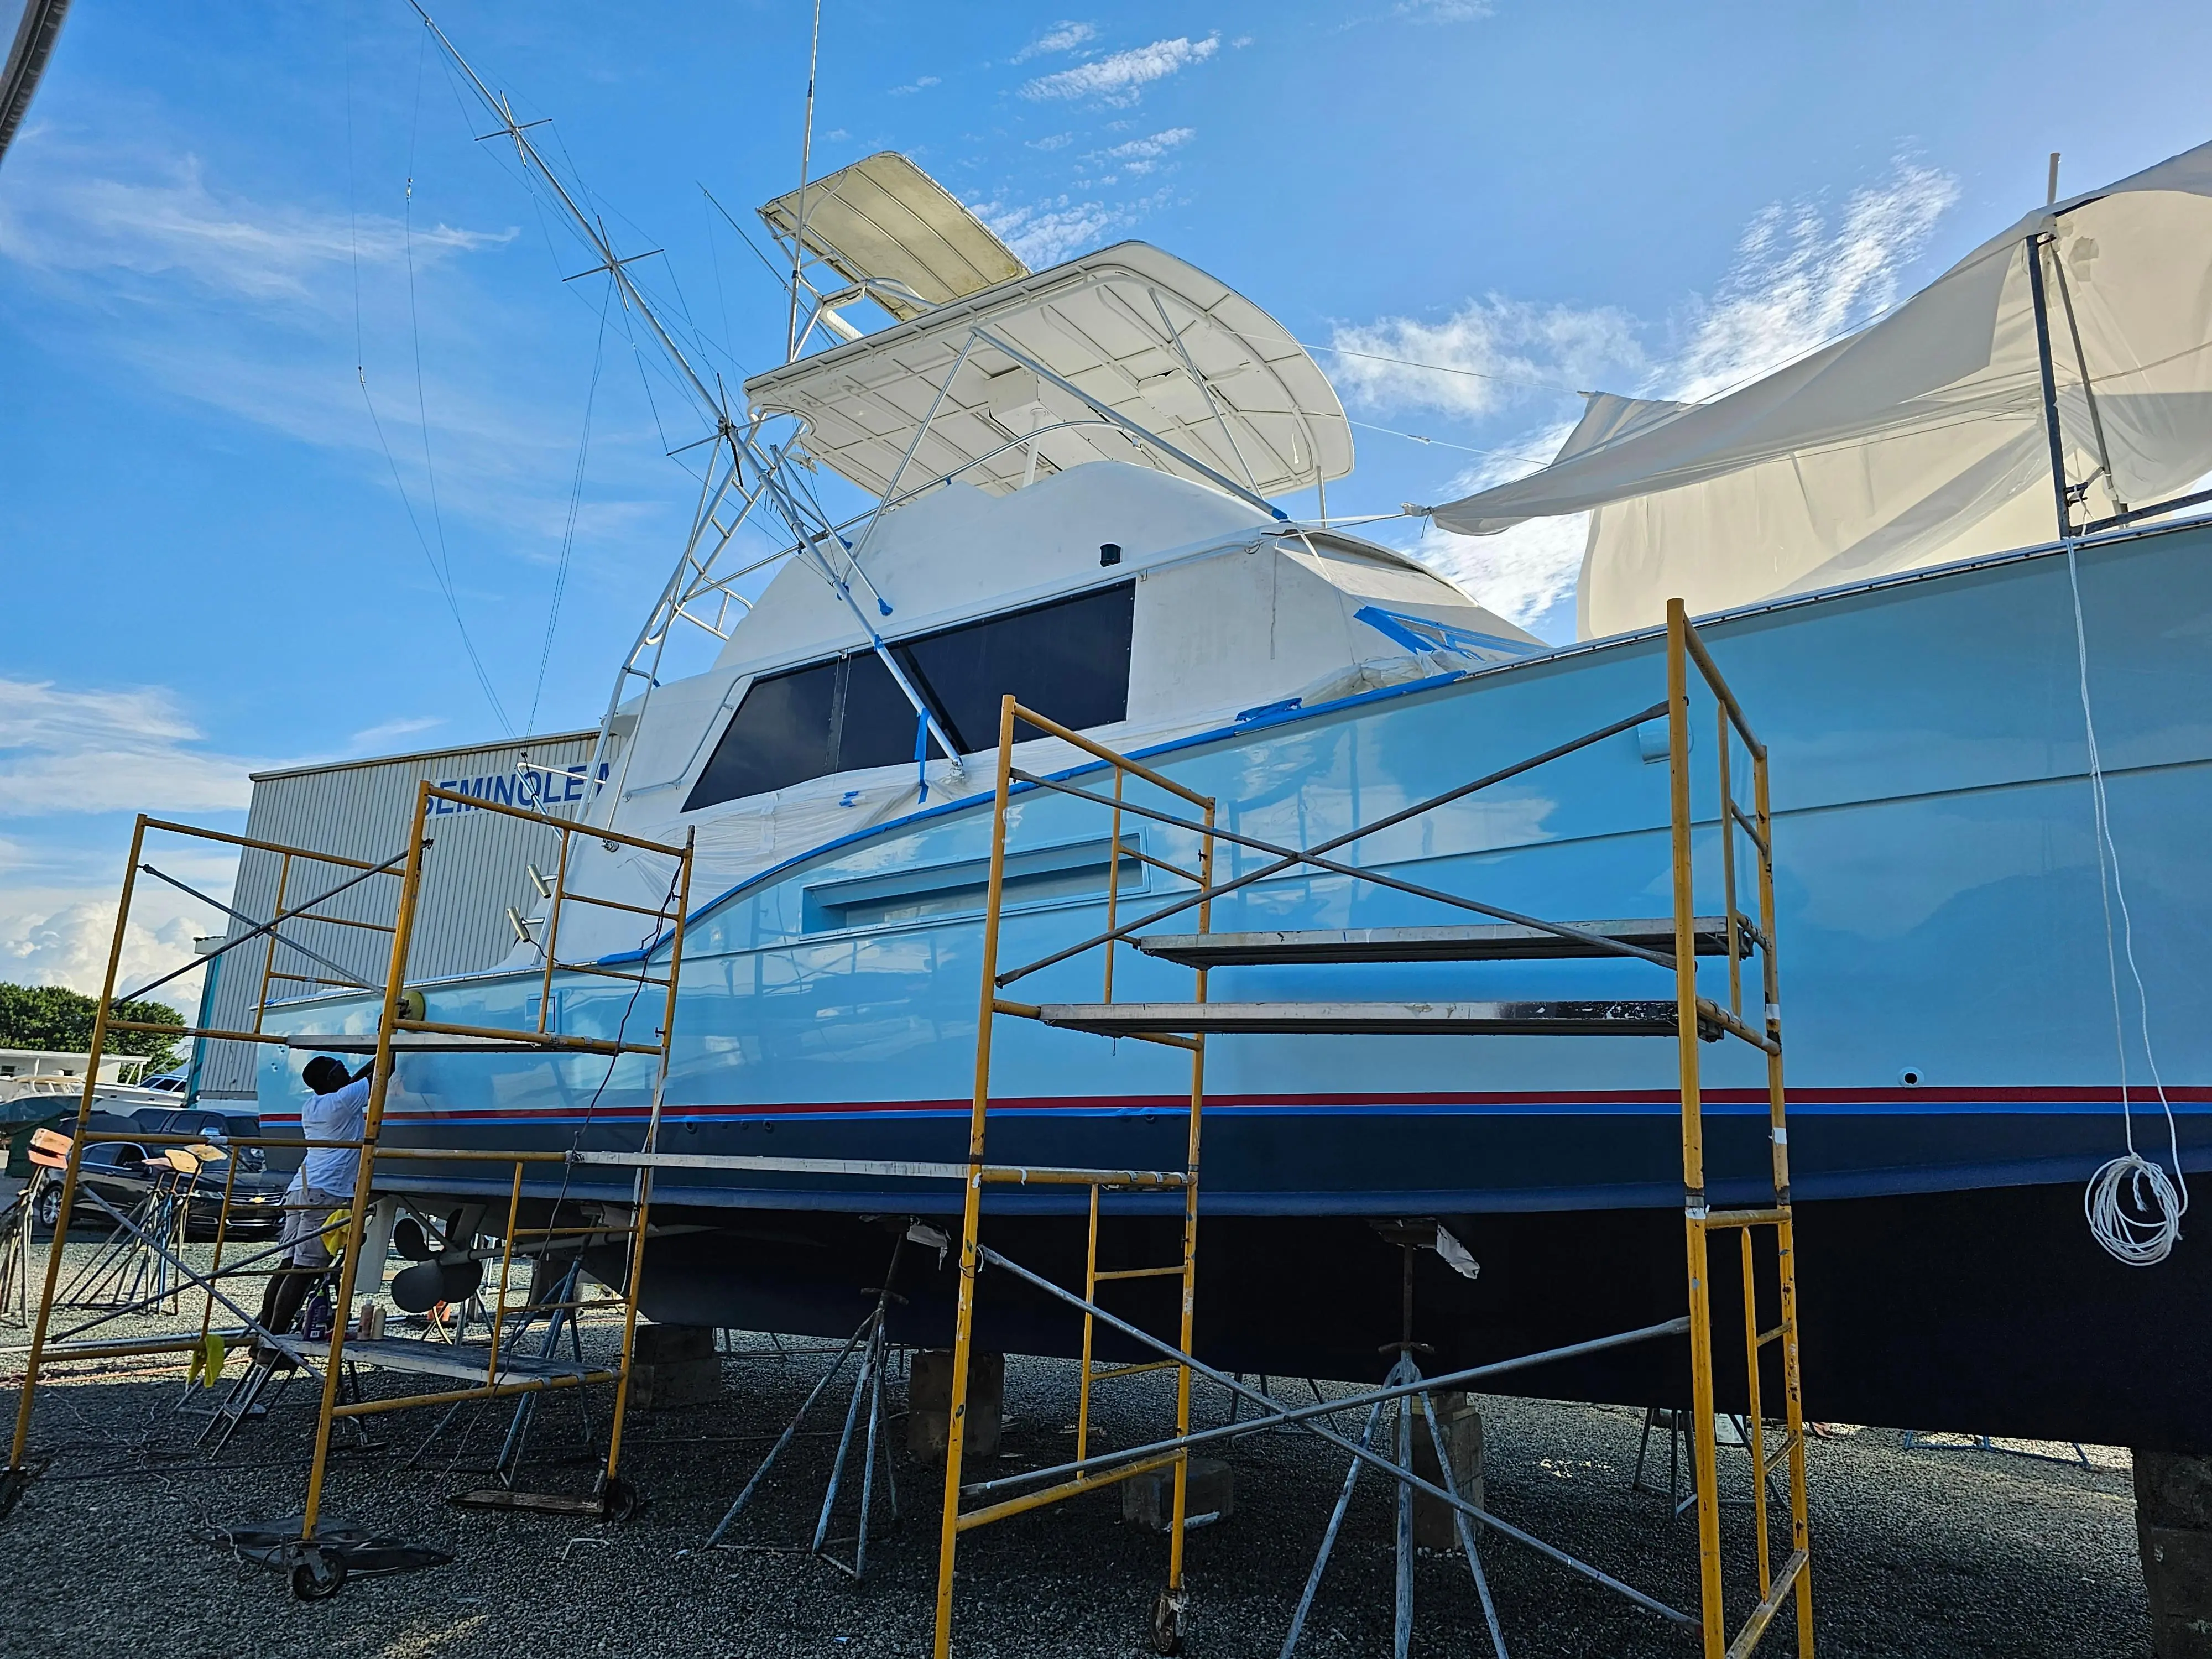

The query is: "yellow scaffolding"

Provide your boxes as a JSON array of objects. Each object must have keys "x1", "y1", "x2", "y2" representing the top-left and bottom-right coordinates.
[
  {"x1": 1667, "y1": 598, "x2": 1814, "y2": 1658},
  {"x1": 932, "y1": 599, "x2": 1813, "y2": 1656},
  {"x1": 0, "y1": 782, "x2": 695, "y2": 1597},
  {"x1": 933, "y1": 698, "x2": 1218, "y2": 1656}
]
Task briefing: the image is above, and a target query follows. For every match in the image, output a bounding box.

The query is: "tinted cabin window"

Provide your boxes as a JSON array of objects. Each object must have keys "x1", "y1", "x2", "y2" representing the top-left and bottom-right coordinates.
[
  {"x1": 896, "y1": 582, "x2": 1135, "y2": 753},
  {"x1": 685, "y1": 654, "x2": 929, "y2": 811},
  {"x1": 684, "y1": 660, "x2": 838, "y2": 809},
  {"x1": 836, "y1": 650, "x2": 928, "y2": 773},
  {"x1": 684, "y1": 580, "x2": 1136, "y2": 811}
]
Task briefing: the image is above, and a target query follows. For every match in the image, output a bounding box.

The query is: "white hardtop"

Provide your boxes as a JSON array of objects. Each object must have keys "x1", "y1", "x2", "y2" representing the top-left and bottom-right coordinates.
[
  {"x1": 745, "y1": 241, "x2": 1353, "y2": 505},
  {"x1": 758, "y1": 151, "x2": 1029, "y2": 324}
]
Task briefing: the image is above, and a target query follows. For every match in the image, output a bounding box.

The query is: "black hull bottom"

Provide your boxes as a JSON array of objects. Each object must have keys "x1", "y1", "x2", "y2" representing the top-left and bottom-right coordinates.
[{"x1": 571, "y1": 1177, "x2": 2208, "y2": 1452}]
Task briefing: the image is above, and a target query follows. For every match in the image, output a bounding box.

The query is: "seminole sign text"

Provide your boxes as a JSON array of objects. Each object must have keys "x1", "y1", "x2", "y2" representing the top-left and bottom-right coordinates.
[{"x1": 428, "y1": 761, "x2": 611, "y2": 816}]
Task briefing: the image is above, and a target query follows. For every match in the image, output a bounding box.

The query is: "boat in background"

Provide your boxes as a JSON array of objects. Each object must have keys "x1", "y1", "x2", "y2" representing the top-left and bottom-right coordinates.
[{"x1": 254, "y1": 117, "x2": 2212, "y2": 1450}]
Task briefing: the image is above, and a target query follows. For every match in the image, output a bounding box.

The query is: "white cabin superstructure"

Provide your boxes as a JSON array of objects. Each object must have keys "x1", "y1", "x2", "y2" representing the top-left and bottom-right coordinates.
[
  {"x1": 555, "y1": 461, "x2": 1536, "y2": 953},
  {"x1": 518, "y1": 158, "x2": 1539, "y2": 954}
]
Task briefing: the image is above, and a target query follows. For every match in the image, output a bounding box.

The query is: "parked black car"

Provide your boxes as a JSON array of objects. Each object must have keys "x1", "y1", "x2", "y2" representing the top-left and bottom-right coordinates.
[{"x1": 36, "y1": 1107, "x2": 290, "y2": 1238}]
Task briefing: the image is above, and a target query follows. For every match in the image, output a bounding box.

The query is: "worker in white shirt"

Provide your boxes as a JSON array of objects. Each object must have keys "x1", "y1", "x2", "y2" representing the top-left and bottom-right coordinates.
[{"x1": 254, "y1": 1054, "x2": 374, "y2": 1358}]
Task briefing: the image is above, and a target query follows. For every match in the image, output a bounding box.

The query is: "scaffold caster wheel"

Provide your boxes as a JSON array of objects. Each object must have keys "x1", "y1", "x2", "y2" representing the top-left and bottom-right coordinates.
[
  {"x1": 599, "y1": 1477, "x2": 640, "y2": 1524},
  {"x1": 1149, "y1": 1588, "x2": 1187, "y2": 1656},
  {"x1": 289, "y1": 1546, "x2": 346, "y2": 1602}
]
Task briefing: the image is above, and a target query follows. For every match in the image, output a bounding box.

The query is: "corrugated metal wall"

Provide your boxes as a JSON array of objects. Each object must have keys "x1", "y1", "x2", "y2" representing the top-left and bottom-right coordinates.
[{"x1": 196, "y1": 732, "x2": 599, "y2": 1098}]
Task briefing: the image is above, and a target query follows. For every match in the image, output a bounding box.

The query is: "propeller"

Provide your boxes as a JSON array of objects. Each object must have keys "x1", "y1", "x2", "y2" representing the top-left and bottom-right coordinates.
[
  {"x1": 387, "y1": 1208, "x2": 490, "y2": 1312},
  {"x1": 390, "y1": 1256, "x2": 486, "y2": 1314}
]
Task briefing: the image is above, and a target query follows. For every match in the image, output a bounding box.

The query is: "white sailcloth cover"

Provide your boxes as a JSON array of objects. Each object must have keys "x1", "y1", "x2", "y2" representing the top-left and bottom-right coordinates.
[{"x1": 1429, "y1": 141, "x2": 2212, "y2": 639}]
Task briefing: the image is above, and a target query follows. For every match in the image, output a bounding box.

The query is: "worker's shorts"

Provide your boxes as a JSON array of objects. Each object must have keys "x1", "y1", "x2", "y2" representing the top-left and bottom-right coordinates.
[{"x1": 279, "y1": 1188, "x2": 350, "y2": 1270}]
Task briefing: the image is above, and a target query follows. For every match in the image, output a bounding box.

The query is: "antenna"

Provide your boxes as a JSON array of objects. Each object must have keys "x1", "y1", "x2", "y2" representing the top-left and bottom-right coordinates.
[
  {"x1": 406, "y1": 2, "x2": 967, "y2": 799},
  {"x1": 786, "y1": 0, "x2": 824, "y2": 362},
  {"x1": 2048, "y1": 152, "x2": 2061, "y2": 206}
]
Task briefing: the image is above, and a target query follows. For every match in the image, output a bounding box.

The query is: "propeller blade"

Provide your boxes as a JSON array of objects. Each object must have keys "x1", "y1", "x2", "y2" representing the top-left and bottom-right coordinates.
[
  {"x1": 440, "y1": 1258, "x2": 485, "y2": 1305},
  {"x1": 392, "y1": 1217, "x2": 432, "y2": 1261},
  {"x1": 390, "y1": 1259, "x2": 447, "y2": 1314}
]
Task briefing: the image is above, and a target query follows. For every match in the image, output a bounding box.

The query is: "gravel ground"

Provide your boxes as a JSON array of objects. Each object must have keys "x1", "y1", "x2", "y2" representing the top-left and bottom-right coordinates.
[{"x1": 0, "y1": 1241, "x2": 2151, "y2": 1659}]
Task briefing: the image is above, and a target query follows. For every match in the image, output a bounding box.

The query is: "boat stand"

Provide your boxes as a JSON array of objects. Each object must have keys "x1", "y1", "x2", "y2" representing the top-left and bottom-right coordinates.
[
  {"x1": 55, "y1": 1176, "x2": 191, "y2": 1314},
  {"x1": 0, "y1": 1168, "x2": 49, "y2": 1324},
  {"x1": 1900, "y1": 1428, "x2": 2093, "y2": 1467},
  {"x1": 413, "y1": 1256, "x2": 596, "y2": 1484},
  {"x1": 1632, "y1": 1406, "x2": 1783, "y2": 1515},
  {"x1": 706, "y1": 1235, "x2": 906, "y2": 1580},
  {"x1": 1280, "y1": 1233, "x2": 1507, "y2": 1659}
]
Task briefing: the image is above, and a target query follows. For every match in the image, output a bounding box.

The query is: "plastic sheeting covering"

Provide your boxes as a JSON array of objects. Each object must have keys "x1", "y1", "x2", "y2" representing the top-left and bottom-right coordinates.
[{"x1": 1428, "y1": 141, "x2": 2212, "y2": 639}]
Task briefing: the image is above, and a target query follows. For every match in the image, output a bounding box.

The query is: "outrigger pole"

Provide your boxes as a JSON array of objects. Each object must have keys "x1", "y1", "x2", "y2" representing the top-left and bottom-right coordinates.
[{"x1": 406, "y1": 4, "x2": 965, "y2": 807}]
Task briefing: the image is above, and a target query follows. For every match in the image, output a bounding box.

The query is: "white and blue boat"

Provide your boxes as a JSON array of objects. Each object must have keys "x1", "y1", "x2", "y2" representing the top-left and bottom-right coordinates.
[{"x1": 262, "y1": 137, "x2": 2212, "y2": 1449}]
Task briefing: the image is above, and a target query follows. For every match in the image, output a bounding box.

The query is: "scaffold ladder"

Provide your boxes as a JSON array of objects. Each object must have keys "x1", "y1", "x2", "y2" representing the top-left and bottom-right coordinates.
[
  {"x1": 931, "y1": 600, "x2": 1814, "y2": 1656},
  {"x1": 933, "y1": 697, "x2": 1217, "y2": 1659},
  {"x1": 1665, "y1": 598, "x2": 1814, "y2": 1658},
  {"x1": 0, "y1": 784, "x2": 696, "y2": 1601}
]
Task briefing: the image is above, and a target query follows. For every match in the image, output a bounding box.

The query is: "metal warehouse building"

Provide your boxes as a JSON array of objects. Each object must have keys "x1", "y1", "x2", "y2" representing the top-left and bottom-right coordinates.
[{"x1": 194, "y1": 731, "x2": 599, "y2": 1099}]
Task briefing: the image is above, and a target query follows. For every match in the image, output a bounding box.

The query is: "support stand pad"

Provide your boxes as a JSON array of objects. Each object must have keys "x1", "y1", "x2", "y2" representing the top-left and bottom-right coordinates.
[
  {"x1": 448, "y1": 1479, "x2": 639, "y2": 1524},
  {"x1": 208, "y1": 1515, "x2": 455, "y2": 1602}
]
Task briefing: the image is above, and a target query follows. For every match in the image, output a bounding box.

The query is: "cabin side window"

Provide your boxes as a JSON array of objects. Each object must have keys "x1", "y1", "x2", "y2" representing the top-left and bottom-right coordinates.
[
  {"x1": 682, "y1": 660, "x2": 839, "y2": 810},
  {"x1": 894, "y1": 581, "x2": 1135, "y2": 753},
  {"x1": 684, "y1": 580, "x2": 1136, "y2": 812}
]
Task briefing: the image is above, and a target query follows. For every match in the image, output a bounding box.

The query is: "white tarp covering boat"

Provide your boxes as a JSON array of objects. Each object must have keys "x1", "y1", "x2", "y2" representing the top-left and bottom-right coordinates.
[{"x1": 1428, "y1": 140, "x2": 2212, "y2": 638}]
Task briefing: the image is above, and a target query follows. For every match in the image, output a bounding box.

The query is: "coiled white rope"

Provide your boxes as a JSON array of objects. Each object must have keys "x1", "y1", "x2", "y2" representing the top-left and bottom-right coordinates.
[{"x1": 2067, "y1": 542, "x2": 2188, "y2": 1265}]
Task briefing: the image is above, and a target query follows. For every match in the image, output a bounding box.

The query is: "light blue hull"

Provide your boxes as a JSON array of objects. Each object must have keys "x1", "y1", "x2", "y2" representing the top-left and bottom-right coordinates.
[
  {"x1": 262, "y1": 516, "x2": 2212, "y2": 1217},
  {"x1": 257, "y1": 518, "x2": 2212, "y2": 1442}
]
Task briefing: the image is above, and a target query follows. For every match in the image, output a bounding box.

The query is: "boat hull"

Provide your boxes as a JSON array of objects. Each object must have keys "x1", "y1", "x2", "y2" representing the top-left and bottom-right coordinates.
[
  {"x1": 592, "y1": 1179, "x2": 2212, "y2": 1452},
  {"x1": 263, "y1": 518, "x2": 2212, "y2": 1446}
]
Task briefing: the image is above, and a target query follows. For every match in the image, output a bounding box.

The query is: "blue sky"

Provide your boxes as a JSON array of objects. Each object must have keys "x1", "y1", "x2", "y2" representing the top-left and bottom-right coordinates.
[{"x1": 3, "y1": 0, "x2": 2210, "y2": 1001}]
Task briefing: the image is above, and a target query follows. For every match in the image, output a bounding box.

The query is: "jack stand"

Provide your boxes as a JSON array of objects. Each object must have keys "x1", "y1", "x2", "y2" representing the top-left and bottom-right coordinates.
[
  {"x1": 0, "y1": 1168, "x2": 50, "y2": 1324},
  {"x1": 707, "y1": 1234, "x2": 906, "y2": 1579},
  {"x1": 59, "y1": 1180, "x2": 189, "y2": 1314},
  {"x1": 1634, "y1": 1407, "x2": 1787, "y2": 1515},
  {"x1": 1281, "y1": 1235, "x2": 1507, "y2": 1659},
  {"x1": 1901, "y1": 1428, "x2": 2091, "y2": 1467}
]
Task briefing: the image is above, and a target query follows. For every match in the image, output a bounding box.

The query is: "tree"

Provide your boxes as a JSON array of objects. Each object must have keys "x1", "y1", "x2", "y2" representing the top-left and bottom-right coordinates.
[{"x1": 0, "y1": 982, "x2": 184, "y2": 1073}]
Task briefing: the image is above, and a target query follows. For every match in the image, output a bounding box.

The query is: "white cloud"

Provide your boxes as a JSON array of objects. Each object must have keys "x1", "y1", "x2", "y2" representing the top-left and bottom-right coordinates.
[
  {"x1": 1027, "y1": 133, "x2": 1074, "y2": 152},
  {"x1": 0, "y1": 897, "x2": 216, "y2": 1013},
  {"x1": 1013, "y1": 21, "x2": 1098, "y2": 62},
  {"x1": 1398, "y1": 418, "x2": 1589, "y2": 630},
  {"x1": 349, "y1": 716, "x2": 445, "y2": 752},
  {"x1": 1021, "y1": 34, "x2": 1219, "y2": 106},
  {"x1": 0, "y1": 679, "x2": 269, "y2": 817},
  {"x1": 1353, "y1": 159, "x2": 1960, "y2": 637},
  {"x1": 1665, "y1": 160, "x2": 1958, "y2": 401},
  {"x1": 0, "y1": 132, "x2": 675, "y2": 568},
  {"x1": 1098, "y1": 127, "x2": 1194, "y2": 176},
  {"x1": 889, "y1": 75, "x2": 941, "y2": 96},
  {"x1": 0, "y1": 148, "x2": 509, "y2": 308},
  {"x1": 1395, "y1": 0, "x2": 1494, "y2": 18},
  {"x1": 973, "y1": 189, "x2": 1167, "y2": 268},
  {"x1": 1328, "y1": 297, "x2": 1642, "y2": 421}
]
